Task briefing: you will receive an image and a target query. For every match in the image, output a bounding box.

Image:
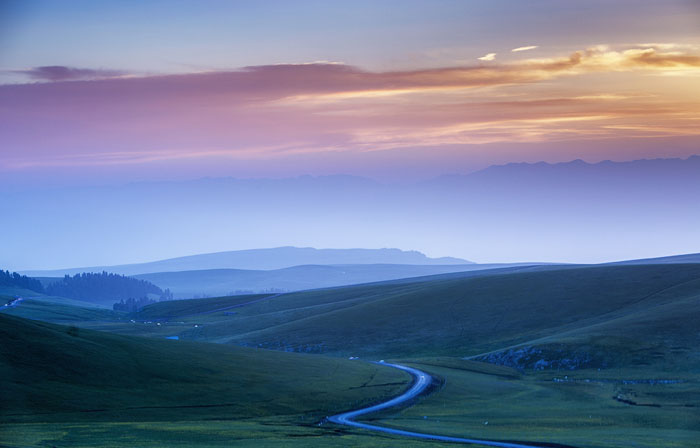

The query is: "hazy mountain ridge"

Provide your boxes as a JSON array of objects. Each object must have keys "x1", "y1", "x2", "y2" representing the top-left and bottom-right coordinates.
[
  {"x1": 428, "y1": 155, "x2": 700, "y2": 188},
  {"x1": 8, "y1": 155, "x2": 700, "y2": 272},
  {"x1": 474, "y1": 154, "x2": 700, "y2": 177},
  {"x1": 20, "y1": 250, "x2": 700, "y2": 301},
  {"x1": 22, "y1": 247, "x2": 472, "y2": 277},
  {"x1": 131, "y1": 263, "x2": 521, "y2": 299}
]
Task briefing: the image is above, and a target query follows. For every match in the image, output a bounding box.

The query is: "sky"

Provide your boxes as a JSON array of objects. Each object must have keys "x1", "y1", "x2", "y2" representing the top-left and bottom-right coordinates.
[{"x1": 1, "y1": 0, "x2": 700, "y2": 268}]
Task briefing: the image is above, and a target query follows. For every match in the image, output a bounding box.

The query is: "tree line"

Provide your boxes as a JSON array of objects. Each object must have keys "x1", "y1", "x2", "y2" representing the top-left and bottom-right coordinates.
[
  {"x1": 45, "y1": 272, "x2": 174, "y2": 313},
  {"x1": 0, "y1": 270, "x2": 45, "y2": 293},
  {"x1": 45, "y1": 271, "x2": 171, "y2": 303},
  {"x1": 1, "y1": 269, "x2": 172, "y2": 312}
]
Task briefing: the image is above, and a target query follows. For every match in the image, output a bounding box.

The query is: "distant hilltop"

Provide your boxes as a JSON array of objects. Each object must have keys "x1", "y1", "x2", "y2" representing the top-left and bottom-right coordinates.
[{"x1": 21, "y1": 246, "x2": 473, "y2": 277}]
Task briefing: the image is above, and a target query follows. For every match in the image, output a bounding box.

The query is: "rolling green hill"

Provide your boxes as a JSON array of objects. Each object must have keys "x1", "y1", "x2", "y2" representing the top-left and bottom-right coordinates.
[
  {"x1": 1, "y1": 296, "x2": 121, "y2": 322},
  {"x1": 0, "y1": 288, "x2": 126, "y2": 326},
  {"x1": 0, "y1": 313, "x2": 416, "y2": 446},
  {"x1": 0, "y1": 284, "x2": 43, "y2": 297},
  {"x1": 0, "y1": 313, "x2": 408, "y2": 422},
  {"x1": 471, "y1": 275, "x2": 700, "y2": 373},
  {"x1": 4, "y1": 263, "x2": 700, "y2": 447},
  {"x1": 610, "y1": 252, "x2": 700, "y2": 265},
  {"x1": 76, "y1": 265, "x2": 544, "y2": 341},
  {"x1": 113, "y1": 264, "x2": 700, "y2": 366}
]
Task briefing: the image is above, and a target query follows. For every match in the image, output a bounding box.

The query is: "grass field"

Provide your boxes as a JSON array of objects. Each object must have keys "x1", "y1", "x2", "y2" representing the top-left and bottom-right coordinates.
[
  {"x1": 0, "y1": 285, "x2": 45, "y2": 297},
  {"x1": 0, "y1": 418, "x2": 471, "y2": 448},
  {"x1": 2, "y1": 297, "x2": 120, "y2": 322},
  {"x1": 80, "y1": 264, "x2": 700, "y2": 365},
  {"x1": 0, "y1": 313, "x2": 416, "y2": 447},
  {"x1": 369, "y1": 359, "x2": 700, "y2": 448},
  {"x1": 3, "y1": 263, "x2": 700, "y2": 447}
]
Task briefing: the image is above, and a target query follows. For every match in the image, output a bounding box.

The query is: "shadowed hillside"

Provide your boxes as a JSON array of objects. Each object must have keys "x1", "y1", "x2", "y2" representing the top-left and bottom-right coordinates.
[
  {"x1": 0, "y1": 313, "x2": 407, "y2": 423},
  {"x1": 113, "y1": 264, "x2": 700, "y2": 371},
  {"x1": 4, "y1": 264, "x2": 700, "y2": 448}
]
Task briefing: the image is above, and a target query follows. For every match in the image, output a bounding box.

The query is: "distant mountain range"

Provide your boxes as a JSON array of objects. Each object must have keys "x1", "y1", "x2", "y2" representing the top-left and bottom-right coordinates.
[
  {"x1": 21, "y1": 249, "x2": 700, "y2": 300},
  {"x1": 426, "y1": 155, "x2": 700, "y2": 190},
  {"x1": 8, "y1": 155, "x2": 700, "y2": 276},
  {"x1": 27, "y1": 247, "x2": 700, "y2": 301},
  {"x1": 22, "y1": 247, "x2": 472, "y2": 277}
]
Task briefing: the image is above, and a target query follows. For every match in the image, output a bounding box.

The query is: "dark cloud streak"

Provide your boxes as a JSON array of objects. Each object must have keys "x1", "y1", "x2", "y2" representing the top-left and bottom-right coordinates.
[{"x1": 13, "y1": 65, "x2": 126, "y2": 82}]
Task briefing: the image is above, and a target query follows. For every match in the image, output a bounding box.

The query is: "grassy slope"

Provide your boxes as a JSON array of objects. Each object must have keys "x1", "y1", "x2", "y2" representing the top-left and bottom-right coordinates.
[
  {"x1": 6, "y1": 264, "x2": 700, "y2": 447},
  {"x1": 0, "y1": 420, "x2": 464, "y2": 448},
  {"x1": 0, "y1": 313, "x2": 428, "y2": 447},
  {"x1": 376, "y1": 360, "x2": 700, "y2": 448},
  {"x1": 1, "y1": 297, "x2": 120, "y2": 323},
  {"x1": 135, "y1": 293, "x2": 270, "y2": 318},
  {"x1": 611, "y1": 252, "x2": 700, "y2": 265},
  {"x1": 0, "y1": 314, "x2": 409, "y2": 423},
  {"x1": 472, "y1": 276, "x2": 700, "y2": 373},
  {"x1": 354, "y1": 266, "x2": 700, "y2": 448},
  {"x1": 77, "y1": 265, "x2": 540, "y2": 342},
  {"x1": 0, "y1": 284, "x2": 43, "y2": 297},
  {"x1": 113, "y1": 264, "x2": 700, "y2": 363}
]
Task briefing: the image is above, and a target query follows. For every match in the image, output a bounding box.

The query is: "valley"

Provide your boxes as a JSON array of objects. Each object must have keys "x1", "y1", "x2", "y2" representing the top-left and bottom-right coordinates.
[{"x1": 2, "y1": 258, "x2": 699, "y2": 447}]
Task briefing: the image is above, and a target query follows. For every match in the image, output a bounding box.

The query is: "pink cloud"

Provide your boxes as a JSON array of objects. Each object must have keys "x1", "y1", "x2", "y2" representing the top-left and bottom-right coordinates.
[{"x1": 1, "y1": 46, "x2": 700, "y2": 174}]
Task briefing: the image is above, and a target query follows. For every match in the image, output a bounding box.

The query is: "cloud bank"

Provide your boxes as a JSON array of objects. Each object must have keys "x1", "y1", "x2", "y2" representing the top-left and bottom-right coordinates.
[{"x1": 1, "y1": 45, "x2": 699, "y2": 176}]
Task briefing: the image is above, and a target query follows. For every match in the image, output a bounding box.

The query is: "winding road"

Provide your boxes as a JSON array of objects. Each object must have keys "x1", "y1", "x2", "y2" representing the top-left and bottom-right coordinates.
[
  {"x1": 328, "y1": 362, "x2": 549, "y2": 448},
  {"x1": 1, "y1": 297, "x2": 24, "y2": 311}
]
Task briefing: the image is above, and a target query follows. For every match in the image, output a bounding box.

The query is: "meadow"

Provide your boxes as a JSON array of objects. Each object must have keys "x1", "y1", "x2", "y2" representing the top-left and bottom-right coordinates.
[
  {"x1": 2, "y1": 263, "x2": 700, "y2": 447},
  {"x1": 0, "y1": 313, "x2": 414, "y2": 447},
  {"x1": 381, "y1": 359, "x2": 699, "y2": 448}
]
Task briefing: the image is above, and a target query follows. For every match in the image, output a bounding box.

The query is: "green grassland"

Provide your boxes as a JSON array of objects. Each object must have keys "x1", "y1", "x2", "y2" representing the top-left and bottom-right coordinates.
[
  {"x1": 0, "y1": 284, "x2": 44, "y2": 297},
  {"x1": 226, "y1": 264, "x2": 700, "y2": 361},
  {"x1": 372, "y1": 360, "x2": 699, "y2": 448},
  {"x1": 470, "y1": 276, "x2": 700, "y2": 373},
  {"x1": 3, "y1": 263, "x2": 700, "y2": 447},
  {"x1": 54, "y1": 265, "x2": 550, "y2": 343},
  {"x1": 0, "y1": 418, "x2": 475, "y2": 448},
  {"x1": 85, "y1": 264, "x2": 700, "y2": 364},
  {"x1": 2, "y1": 297, "x2": 120, "y2": 322},
  {"x1": 136, "y1": 293, "x2": 271, "y2": 318},
  {"x1": 0, "y1": 313, "x2": 409, "y2": 422},
  {"x1": 0, "y1": 313, "x2": 420, "y2": 447}
]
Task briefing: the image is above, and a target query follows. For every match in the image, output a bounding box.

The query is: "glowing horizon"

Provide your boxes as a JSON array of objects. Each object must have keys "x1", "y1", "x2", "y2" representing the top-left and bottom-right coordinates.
[
  {"x1": 2, "y1": 0, "x2": 700, "y2": 269},
  {"x1": 1, "y1": 1, "x2": 699, "y2": 184}
]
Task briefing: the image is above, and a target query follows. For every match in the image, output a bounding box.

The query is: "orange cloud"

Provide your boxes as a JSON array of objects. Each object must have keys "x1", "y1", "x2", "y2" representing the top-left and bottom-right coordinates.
[{"x1": 1, "y1": 45, "x2": 699, "y2": 170}]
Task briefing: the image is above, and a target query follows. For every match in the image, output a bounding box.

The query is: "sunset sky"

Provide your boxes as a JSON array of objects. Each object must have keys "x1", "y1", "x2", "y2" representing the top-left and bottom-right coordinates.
[
  {"x1": 2, "y1": 0, "x2": 699, "y2": 185},
  {"x1": 2, "y1": 1, "x2": 700, "y2": 269}
]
